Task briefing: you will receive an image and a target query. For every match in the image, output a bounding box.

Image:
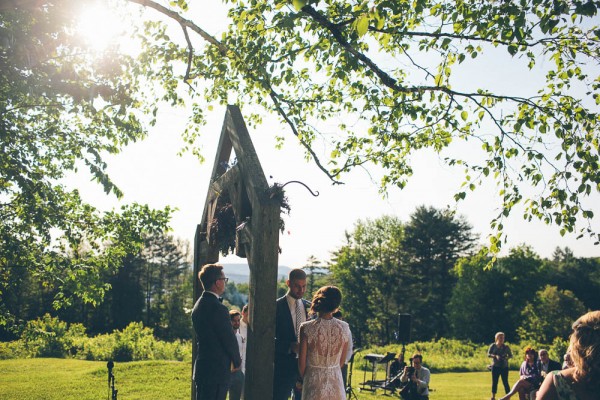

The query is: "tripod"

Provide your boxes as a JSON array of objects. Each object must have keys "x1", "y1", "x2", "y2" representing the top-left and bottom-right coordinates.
[
  {"x1": 346, "y1": 348, "x2": 360, "y2": 400},
  {"x1": 107, "y1": 361, "x2": 118, "y2": 400}
]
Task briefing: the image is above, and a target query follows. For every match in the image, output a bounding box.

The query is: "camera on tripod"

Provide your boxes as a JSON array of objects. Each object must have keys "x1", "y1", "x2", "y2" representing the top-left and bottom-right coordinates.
[{"x1": 405, "y1": 365, "x2": 416, "y2": 378}]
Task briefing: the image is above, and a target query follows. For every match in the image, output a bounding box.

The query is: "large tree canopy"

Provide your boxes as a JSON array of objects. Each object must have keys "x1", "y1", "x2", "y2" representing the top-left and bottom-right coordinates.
[
  {"x1": 120, "y1": 0, "x2": 600, "y2": 253},
  {"x1": 2, "y1": 0, "x2": 599, "y2": 283},
  {"x1": 0, "y1": 1, "x2": 172, "y2": 325}
]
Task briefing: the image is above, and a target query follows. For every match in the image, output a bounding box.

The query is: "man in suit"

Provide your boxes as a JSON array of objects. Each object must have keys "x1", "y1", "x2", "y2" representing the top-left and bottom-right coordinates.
[
  {"x1": 273, "y1": 268, "x2": 309, "y2": 400},
  {"x1": 192, "y1": 264, "x2": 241, "y2": 400},
  {"x1": 538, "y1": 349, "x2": 562, "y2": 378}
]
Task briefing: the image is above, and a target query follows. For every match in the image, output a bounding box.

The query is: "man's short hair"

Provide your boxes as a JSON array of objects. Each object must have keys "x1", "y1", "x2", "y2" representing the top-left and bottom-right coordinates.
[
  {"x1": 229, "y1": 310, "x2": 241, "y2": 320},
  {"x1": 288, "y1": 268, "x2": 307, "y2": 281},
  {"x1": 199, "y1": 264, "x2": 223, "y2": 290},
  {"x1": 411, "y1": 353, "x2": 423, "y2": 362}
]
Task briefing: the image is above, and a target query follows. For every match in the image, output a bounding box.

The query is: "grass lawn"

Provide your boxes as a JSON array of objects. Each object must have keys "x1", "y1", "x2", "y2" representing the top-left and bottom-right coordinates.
[
  {"x1": 0, "y1": 358, "x2": 504, "y2": 399},
  {"x1": 0, "y1": 358, "x2": 190, "y2": 400}
]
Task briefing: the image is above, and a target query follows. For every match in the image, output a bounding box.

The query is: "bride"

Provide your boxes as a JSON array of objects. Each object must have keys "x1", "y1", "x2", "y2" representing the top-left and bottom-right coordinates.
[{"x1": 298, "y1": 286, "x2": 351, "y2": 400}]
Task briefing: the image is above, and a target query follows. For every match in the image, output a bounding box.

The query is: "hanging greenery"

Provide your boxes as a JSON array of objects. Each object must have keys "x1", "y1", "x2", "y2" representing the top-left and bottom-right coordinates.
[{"x1": 209, "y1": 199, "x2": 237, "y2": 257}]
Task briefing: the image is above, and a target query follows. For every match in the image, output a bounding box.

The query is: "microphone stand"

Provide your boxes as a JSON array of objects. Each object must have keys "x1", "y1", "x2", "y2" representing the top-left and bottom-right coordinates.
[
  {"x1": 107, "y1": 361, "x2": 118, "y2": 400},
  {"x1": 346, "y1": 349, "x2": 360, "y2": 400}
]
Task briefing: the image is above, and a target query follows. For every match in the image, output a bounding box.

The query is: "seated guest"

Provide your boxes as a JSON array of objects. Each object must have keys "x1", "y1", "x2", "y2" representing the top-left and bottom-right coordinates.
[
  {"x1": 537, "y1": 311, "x2": 600, "y2": 400},
  {"x1": 387, "y1": 350, "x2": 407, "y2": 390},
  {"x1": 500, "y1": 347, "x2": 541, "y2": 400},
  {"x1": 537, "y1": 349, "x2": 561, "y2": 378},
  {"x1": 399, "y1": 353, "x2": 430, "y2": 400}
]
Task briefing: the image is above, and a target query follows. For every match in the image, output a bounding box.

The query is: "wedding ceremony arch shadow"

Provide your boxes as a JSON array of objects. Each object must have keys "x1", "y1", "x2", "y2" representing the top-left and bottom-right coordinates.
[{"x1": 192, "y1": 105, "x2": 281, "y2": 400}]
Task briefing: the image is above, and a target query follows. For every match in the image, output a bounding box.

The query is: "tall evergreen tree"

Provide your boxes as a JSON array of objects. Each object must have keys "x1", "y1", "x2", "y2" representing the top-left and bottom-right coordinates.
[{"x1": 401, "y1": 206, "x2": 476, "y2": 340}]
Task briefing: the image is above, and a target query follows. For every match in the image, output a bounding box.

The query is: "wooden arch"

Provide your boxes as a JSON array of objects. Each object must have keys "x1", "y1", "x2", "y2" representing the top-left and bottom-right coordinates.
[{"x1": 193, "y1": 105, "x2": 281, "y2": 400}]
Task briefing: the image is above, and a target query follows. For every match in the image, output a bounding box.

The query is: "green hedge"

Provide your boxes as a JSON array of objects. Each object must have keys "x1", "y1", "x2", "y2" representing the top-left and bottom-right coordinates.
[
  {"x1": 0, "y1": 315, "x2": 191, "y2": 362},
  {"x1": 0, "y1": 315, "x2": 568, "y2": 370},
  {"x1": 358, "y1": 337, "x2": 568, "y2": 373}
]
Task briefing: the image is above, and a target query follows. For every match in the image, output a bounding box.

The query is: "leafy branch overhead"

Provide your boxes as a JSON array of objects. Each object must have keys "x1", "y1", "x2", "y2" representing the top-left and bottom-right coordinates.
[
  {"x1": 127, "y1": 0, "x2": 600, "y2": 253},
  {"x1": 3, "y1": 0, "x2": 599, "y2": 258}
]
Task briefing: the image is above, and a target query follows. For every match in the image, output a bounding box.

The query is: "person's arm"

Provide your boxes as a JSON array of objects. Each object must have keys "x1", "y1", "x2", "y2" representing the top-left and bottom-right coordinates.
[
  {"x1": 487, "y1": 344, "x2": 495, "y2": 358},
  {"x1": 345, "y1": 329, "x2": 353, "y2": 364},
  {"x1": 416, "y1": 368, "x2": 430, "y2": 390},
  {"x1": 400, "y1": 367, "x2": 409, "y2": 383},
  {"x1": 339, "y1": 341, "x2": 348, "y2": 369},
  {"x1": 537, "y1": 372, "x2": 558, "y2": 400},
  {"x1": 298, "y1": 325, "x2": 308, "y2": 378},
  {"x1": 216, "y1": 306, "x2": 242, "y2": 369}
]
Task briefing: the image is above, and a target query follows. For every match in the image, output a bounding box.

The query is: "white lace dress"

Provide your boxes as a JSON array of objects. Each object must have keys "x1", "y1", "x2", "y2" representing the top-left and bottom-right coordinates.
[{"x1": 299, "y1": 317, "x2": 351, "y2": 400}]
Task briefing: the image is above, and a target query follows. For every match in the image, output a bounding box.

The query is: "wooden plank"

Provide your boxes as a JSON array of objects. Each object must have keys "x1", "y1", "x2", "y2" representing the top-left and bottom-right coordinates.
[
  {"x1": 244, "y1": 201, "x2": 280, "y2": 400},
  {"x1": 224, "y1": 106, "x2": 270, "y2": 212}
]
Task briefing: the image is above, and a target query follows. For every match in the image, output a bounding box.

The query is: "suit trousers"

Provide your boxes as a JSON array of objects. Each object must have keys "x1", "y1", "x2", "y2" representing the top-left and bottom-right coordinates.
[
  {"x1": 273, "y1": 356, "x2": 298, "y2": 400},
  {"x1": 195, "y1": 380, "x2": 229, "y2": 400},
  {"x1": 229, "y1": 370, "x2": 244, "y2": 400}
]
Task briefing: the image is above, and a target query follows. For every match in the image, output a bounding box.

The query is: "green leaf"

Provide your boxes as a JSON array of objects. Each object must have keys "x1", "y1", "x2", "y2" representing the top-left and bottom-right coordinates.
[
  {"x1": 375, "y1": 14, "x2": 385, "y2": 30},
  {"x1": 461, "y1": 111, "x2": 468, "y2": 121},
  {"x1": 356, "y1": 15, "x2": 370, "y2": 37},
  {"x1": 292, "y1": 0, "x2": 307, "y2": 11}
]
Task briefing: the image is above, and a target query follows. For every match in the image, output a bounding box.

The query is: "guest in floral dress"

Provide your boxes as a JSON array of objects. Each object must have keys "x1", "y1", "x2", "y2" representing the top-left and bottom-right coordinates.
[{"x1": 538, "y1": 311, "x2": 600, "y2": 400}]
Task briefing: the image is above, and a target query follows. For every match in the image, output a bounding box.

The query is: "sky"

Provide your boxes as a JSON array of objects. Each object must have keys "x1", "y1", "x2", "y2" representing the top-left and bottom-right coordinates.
[{"x1": 64, "y1": 1, "x2": 600, "y2": 268}]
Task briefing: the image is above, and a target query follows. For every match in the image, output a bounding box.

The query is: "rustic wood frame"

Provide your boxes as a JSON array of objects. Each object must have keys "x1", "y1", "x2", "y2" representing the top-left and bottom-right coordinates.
[{"x1": 192, "y1": 105, "x2": 280, "y2": 400}]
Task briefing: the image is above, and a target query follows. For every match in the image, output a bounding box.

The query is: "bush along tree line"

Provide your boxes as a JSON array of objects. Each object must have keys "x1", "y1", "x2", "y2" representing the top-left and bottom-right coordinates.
[{"x1": 0, "y1": 314, "x2": 192, "y2": 362}]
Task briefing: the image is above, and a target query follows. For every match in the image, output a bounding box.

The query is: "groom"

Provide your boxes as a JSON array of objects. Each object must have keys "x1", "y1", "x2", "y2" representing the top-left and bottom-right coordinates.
[{"x1": 273, "y1": 268, "x2": 310, "y2": 400}]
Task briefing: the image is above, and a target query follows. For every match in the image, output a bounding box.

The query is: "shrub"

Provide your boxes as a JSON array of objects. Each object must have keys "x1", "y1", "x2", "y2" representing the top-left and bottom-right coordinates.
[
  {"x1": 77, "y1": 322, "x2": 191, "y2": 362},
  {"x1": 21, "y1": 314, "x2": 86, "y2": 358},
  {"x1": 0, "y1": 340, "x2": 26, "y2": 359},
  {"x1": 80, "y1": 332, "x2": 116, "y2": 361},
  {"x1": 359, "y1": 338, "x2": 522, "y2": 373}
]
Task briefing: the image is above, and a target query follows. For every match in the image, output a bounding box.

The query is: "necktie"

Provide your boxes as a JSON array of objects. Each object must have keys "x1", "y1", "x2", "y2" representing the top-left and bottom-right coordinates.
[{"x1": 295, "y1": 300, "x2": 302, "y2": 337}]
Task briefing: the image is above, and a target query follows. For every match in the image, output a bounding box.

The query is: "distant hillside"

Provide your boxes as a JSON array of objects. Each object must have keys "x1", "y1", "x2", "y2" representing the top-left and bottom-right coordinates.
[{"x1": 222, "y1": 263, "x2": 292, "y2": 284}]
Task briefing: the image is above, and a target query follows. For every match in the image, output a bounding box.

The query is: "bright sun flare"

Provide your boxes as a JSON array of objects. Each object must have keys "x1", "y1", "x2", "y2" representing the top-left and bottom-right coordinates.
[{"x1": 77, "y1": 4, "x2": 128, "y2": 53}]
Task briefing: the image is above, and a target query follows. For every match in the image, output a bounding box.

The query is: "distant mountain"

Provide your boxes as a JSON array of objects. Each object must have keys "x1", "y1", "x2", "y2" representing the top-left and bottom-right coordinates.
[{"x1": 222, "y1": 263, "x2": 292, "y2": 284}]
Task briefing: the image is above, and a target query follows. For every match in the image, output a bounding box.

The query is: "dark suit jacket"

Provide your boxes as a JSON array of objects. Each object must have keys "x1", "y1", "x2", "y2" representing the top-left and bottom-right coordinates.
[
  {"x1": 192, "y1": 292, "x2": 241, "y2": 385},
  {"x1": 274, "y1": 295, "x2": 310, "y2": 360},
  {"x1": 540, "y1": 359, "x2": 562, "y2": 373}
]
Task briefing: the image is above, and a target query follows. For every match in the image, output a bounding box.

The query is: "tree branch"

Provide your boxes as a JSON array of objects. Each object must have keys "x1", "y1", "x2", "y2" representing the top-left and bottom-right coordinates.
[{"x1": 127, "y1": 0, "x2": 342, "y2": 185}]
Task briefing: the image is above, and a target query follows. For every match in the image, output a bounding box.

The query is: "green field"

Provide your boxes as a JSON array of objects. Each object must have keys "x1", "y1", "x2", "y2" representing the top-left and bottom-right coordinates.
[{"x1": 0, "y1": 359, "x2": 506, "y2": 399}]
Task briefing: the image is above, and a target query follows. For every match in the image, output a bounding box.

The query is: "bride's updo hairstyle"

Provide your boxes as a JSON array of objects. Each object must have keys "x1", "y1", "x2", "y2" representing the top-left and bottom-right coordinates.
[{"x1": 310, "y1": 286, "x2": 342, "y2": 314}]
